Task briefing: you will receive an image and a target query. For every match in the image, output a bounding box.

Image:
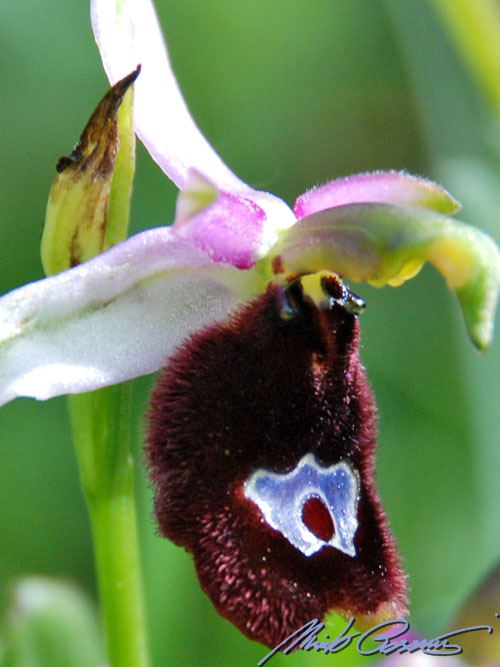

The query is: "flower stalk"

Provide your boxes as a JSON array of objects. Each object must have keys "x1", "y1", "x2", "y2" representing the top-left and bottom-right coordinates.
[
  {"x1": 69, "y1": 385, "x2": 150, "y2": 667},
  {"x1": 41, "y1": 71, "x2": 150, "y2": 667}
]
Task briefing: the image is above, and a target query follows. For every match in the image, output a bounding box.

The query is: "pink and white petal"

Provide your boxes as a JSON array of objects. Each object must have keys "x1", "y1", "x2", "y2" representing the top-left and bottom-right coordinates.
[
  {"x1": 90, "y1": 0, "x2": 296, "y2": 242},
  {"x1": 174, "y1": 170, "x2": 220, "y2": 226},
  {"x1": 174, "y1": 170, "x2": 269, "y2": 269},
  {"x1": 174, "y1": 170, "x2": 296, "y2": 268},
  {"x1": 91, "y1": 0, "x2": 249, "y2": 194},
  {"x1": 293, "y1": 171, "x2": 461, "y2": 219},
  {"x1": 0, "y1": 228, "x2": 259, "y2": 406},
  {"x1": 249, "y1": 189, "x2": 297, "y2": 247}
]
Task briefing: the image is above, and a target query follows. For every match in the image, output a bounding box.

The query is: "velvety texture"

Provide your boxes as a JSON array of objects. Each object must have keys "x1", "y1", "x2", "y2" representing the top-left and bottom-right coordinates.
[{"x1": 146, "y1": 279, "x2": 407, "y2": 648}]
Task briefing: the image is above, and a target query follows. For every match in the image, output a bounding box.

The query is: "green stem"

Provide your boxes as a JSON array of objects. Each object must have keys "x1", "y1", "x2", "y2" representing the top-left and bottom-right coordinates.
[{"x1": 68, "y1": 384, "x2": 150, "y2": 667}]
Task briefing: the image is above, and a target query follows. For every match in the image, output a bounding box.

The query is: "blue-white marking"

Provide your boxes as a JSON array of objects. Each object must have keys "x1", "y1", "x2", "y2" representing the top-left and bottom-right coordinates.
[{"x1": 243, "y1": 453, "x2": 359, "y2": 557}]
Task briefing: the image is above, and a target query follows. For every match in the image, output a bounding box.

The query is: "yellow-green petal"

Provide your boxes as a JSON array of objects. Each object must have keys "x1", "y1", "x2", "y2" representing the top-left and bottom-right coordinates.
[{"x1": 271, "y1": 203, "x2": 500, "y2": 350}]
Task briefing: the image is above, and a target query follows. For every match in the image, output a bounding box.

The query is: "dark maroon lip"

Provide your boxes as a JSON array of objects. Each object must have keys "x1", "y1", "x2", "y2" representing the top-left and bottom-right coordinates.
[{"x1": 146, "y1": 277, "x2": 407, "y2": 648}]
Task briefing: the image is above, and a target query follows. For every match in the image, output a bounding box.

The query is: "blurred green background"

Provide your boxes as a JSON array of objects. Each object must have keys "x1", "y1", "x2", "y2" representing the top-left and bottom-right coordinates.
[{"x1": 1, "y1": 1, "x2": 500, "y2": 665}]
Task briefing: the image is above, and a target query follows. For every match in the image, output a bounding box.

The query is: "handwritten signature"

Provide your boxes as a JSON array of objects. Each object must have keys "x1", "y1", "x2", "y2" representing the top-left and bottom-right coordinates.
[{"x1": 258, "y1": 616, "x2": 495, "y2": 665}]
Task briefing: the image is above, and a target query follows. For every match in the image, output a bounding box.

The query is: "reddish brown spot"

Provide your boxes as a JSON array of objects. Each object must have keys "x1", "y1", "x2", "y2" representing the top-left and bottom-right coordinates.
[
  {"x1": 301, "y1": 496, "x2": 335, "y2": 542},
  {"x1": 271, "y1": 254, "x2": 284, "y2": 274}
]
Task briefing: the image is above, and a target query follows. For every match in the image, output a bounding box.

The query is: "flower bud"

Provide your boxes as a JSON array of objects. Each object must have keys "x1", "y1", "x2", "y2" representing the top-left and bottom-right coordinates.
[{"x1": 41, "y1": 67, "x2": 139, "y2": 276}]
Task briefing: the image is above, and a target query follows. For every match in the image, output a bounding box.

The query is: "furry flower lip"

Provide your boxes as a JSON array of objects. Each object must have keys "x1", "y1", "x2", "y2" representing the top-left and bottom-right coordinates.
[
  {"x1": 0, "y1": 0, "x2": 499, "y2": 651},
  {"x1": 146, "y1": 273, "x2": 406, "y2": 648}
]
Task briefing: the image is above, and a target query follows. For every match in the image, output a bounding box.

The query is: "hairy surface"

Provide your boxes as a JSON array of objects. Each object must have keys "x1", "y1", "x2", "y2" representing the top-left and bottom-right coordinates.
[{"x1": 146, "y1": 280, "x2": 407, "y2": 648}]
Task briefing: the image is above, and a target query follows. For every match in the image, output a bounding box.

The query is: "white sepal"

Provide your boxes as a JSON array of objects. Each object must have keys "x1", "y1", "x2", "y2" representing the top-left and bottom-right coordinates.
[{"x1": 0, "y1": 228, "x2": 256, "y2": 405}]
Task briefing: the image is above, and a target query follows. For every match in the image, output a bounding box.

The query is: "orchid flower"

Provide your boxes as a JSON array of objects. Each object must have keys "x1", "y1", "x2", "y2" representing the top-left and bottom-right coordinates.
[
  {"x1": 1, "y1": 1, "x2": 498, "y2": 405},
  {"x1": 1, "y1": 0, "x2": 500, "y2": 656}
]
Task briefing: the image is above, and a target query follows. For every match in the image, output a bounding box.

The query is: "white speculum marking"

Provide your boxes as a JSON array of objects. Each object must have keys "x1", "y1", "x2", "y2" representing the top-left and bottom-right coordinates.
[{"x1": 243, "y1": 453, "x2": 359, "y2": 558}]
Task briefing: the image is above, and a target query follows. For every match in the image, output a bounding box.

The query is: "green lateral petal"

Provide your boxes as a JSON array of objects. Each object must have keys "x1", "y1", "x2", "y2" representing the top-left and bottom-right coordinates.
[{"x1": 272, "y1": 203, "x2": 500, "y2": 350}]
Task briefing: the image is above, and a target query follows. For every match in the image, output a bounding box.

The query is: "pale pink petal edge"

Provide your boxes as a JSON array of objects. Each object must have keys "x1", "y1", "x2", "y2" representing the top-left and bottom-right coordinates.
[{"x1": 293, "y1": 171, "x2": 461, "y2": 219}]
